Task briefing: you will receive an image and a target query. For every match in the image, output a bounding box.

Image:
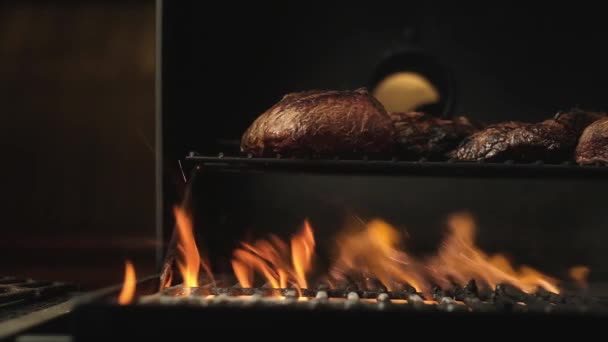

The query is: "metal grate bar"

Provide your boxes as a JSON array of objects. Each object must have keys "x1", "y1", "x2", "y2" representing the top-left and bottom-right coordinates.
[{"x1": 184, "y1": 153, "x2": 608, "y2": 179}]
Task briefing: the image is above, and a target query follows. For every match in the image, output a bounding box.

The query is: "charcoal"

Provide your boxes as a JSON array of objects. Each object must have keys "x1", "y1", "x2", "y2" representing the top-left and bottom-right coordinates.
[
  {"x1": 464, "y1": 279, "x2": 478, "y2": 297},
  {"x1": 431, "y1": 284, "x2": 447, "y2": 301},
  {"x1": 364, "y1": 277, "x2": 387, "y2": 292},
  {"x1": 525, "y1": 301, "x2": 553, "y2": 313},
  {"x1": 535, "y1": 287, "x2": 563, "y2": 304},
  {"x1": 561, "y1": 294, "x2": 586, "y2": 306},
  {"x1": 495, "y1": 283, "x2": 531, "y2": 303},
  {"x1": 494, "y1": 297, "x2": 515, "y2": 312},
  {"x1": 451, "y1": 284, "x2": 466, "y2": 301},
  {"x1": 393, "y1": 282, "x2": 417, "y2": 295},
  {"x1": 477, "y1": 287, "x2": 494, "y2": 301},
  {"x1": 341, "y1": 276, "x2": 362, "y2": 293},
  {"x1": 511, "y1": 302, "x2": 528, "y2": 313},
  {"x1": 464, "y1": 297, "x2": 496, "y2": 313}
]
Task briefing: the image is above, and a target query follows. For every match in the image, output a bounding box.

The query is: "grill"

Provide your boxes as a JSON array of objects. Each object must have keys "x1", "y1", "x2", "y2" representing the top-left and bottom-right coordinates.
[
  {"x1": 8, "y1": 2, "x2": 608, "y2": 340},
  {"x1": 0, "y1": 276, "x2": 78, "y2": 339},
  {"x1": 142, "y1": 281, "x2": 607, "y2": 315},
  {"x1": 0, "y1": 277, "x2": 76, "y2": 311},
  {"x1": 68, "y1": 275, "x2": 608, "y2": 338}
]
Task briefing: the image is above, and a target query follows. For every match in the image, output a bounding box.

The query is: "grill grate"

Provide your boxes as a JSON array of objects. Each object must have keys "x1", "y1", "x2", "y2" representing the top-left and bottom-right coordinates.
[
  {"x1": 137, "y1": 280, "x2": 608, "y2": 315},
  {"x1": 0, "y1": 276, "x2": 78, "y2": 321},
  {"x1": 184, "y1": 153, "x2": 608, "y2": 179}
]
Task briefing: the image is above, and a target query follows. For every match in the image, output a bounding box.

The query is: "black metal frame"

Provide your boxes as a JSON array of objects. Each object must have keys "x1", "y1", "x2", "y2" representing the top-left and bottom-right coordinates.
[{"x1": 184, "y1": 154, "x2": 608, "y2": 180}]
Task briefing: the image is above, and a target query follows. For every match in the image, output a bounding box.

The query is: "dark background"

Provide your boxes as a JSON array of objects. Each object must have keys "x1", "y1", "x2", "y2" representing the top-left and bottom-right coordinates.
[{"x1": 0, "y1": 1, "x2": 157, "y2": 289}]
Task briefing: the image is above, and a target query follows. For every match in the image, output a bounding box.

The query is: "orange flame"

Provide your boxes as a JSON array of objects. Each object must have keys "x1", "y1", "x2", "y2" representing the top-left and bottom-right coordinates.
[
  {"x1": 569, "y1": 266, "x2": 590, "y2": 288},
  {"x1": 232, "y1": 221, "x2": 315, "y2": 290},
  {"x1": 174, "y1": 206, "x2": 214, "y2": 287},
  {"x1": 428, "y1": 212, "x2": 560, "y2": 294},
  {"x1": 291, "y1": 220, "x2": 315, "y2": 289},
  {"x1": 118, "y1": 260, "x2": 136, "y2": 305},
  {"x1": 330, "y1": 218, "x2": 425, "y2": 292}
]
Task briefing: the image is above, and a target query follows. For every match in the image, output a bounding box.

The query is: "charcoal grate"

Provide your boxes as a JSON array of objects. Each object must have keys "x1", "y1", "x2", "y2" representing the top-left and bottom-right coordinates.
[{"x1": 137, "y1": 280, "x2": 608, "y2": 315}]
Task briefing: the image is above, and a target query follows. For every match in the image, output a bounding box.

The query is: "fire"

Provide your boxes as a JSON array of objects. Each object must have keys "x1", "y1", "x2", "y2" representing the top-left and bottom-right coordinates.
[
  {"x1": 428, "y1": 212, "x2": 560, "y2": 294},
  {"x1": 232, "y1": 221, "x2": 315, "y2": 289},
  {"x1": 118, "y1": 260, "x2": 136, "y2": 305},
  {"x1": 569, "y1": 266, "x2": 590, "y2": 288},
  {"x1": 330, "y1": 218, "x2": 425, "y2": 292},
  {"x1": 158, "y1": 198, "x2": 583, "y2": 297},
  {"x1": 291, "y1": 220, "x2": 315, "y2": 289},
  {"x1": 174, "y1": 205, "x2": 214, "y2": 287}
]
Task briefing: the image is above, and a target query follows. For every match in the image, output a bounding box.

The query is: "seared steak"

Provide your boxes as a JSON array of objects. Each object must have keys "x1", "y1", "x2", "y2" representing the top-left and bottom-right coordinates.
[
  {"x1": 240, "y1": 88, "x2": 395, "y2": 157},
  {"x1": 575, "y1": 117, "x2": 608, "y2": 165},
  {"x1": 450, "y1": 110, "x2": 604, "y2": 162},
  {"x1": 390, "y1": 112, "x2": 479, "y2": 159}
]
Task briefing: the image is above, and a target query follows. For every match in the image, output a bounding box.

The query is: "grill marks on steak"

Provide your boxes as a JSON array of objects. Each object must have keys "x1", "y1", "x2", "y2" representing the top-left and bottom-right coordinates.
[
  {"x1": 240, "y1": 88, "x2": 395, "y2": 157},
  {"x1": 450, "y1": 110, "x2": 604, "y2": 162},
  {"x1": 390, "y1": 112, "x2": 480, "y2": 159},
  {"x1": 575, "y1": 117, "x2": 608, "y2": 165}
]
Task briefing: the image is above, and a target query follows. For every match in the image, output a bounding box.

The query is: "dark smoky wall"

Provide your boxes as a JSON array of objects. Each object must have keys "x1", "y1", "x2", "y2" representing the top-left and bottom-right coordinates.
[{"x1": 0, "y1": 1, "x2": 157, "y2": 289}]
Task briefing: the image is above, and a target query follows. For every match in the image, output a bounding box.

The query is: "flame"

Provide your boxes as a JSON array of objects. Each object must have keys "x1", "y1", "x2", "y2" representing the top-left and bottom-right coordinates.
[
  {"x1": 118, "y1": 260, "x2": 136, "y2": 305},
  {"x1": 174, "y1": 206, "x2": 214, "y2": 287},
  {"x1": 160, "y1": 199, "x2": 583, "y2": 297},
  {"x1": 232, "y1": 259, "x2": 253, "y2": 288},
  {"x1": 330, "y1": 218, "x2": 425, "y2": 292},
  {"x1": 291, "y1": 220, "x2": 315, "y2": 289},
  {"x1": 569, "y1": 266, "x2": 590, "y2": 288},
  {"x1": 232, "y1": 221, "x2": 315, "y2": 290},
  {"x1": 428, "y1": 212, "x2": 560, "y2": 294}
]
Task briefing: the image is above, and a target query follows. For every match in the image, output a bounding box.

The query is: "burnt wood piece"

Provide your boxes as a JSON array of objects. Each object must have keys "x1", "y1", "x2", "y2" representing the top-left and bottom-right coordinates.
[
  {"x1": 450, "y1": 110, "x2": 604, "y2": 162},
  {"x1": 240, "y1": 88, "x2": 395, "y2": 158},
  {"x1": 390, "y1": 112, "x2": 479, "y2": 159},
  {"x1": 575, "y1": 117, "x2": 608, "y2": 165}
]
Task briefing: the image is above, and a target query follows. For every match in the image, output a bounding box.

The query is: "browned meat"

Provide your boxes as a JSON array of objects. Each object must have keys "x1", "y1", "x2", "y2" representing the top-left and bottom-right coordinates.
[
  {"x1": 240, "y1": 88, "x2": 395, "y2": 157},
  {"x1": 575, "y1": 117, "x2": 608, "y2": 165},
  {"x1": 450, "y1": 110, "x2": 604, "y2": 162},
  {"x1": 390, "y1": 112, "x2": 480, "y2": 159}
]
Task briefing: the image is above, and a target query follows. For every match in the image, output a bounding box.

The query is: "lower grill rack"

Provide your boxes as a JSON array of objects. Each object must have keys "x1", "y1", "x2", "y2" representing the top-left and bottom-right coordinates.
[
  {"x1": 137, "y1": 282, "x2": 608, "y2": 315},
  {"x1": 70, "y1": 280, "x2": 608, "y2": 339}
]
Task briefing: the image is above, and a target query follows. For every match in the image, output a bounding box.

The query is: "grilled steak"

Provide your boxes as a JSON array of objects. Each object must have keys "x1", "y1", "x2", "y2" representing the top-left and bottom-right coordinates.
[
  {"x1": 450, "y1": 110, "x2": 604, "y2": 162},
  {"x1": 575, "y1": 117, "x2": 608, "y2": 165},
  {"x1": 240, "y1": 88, "x2": 395, "y2": 157},
  {"x1": 390, "y1": 112, "x2": 479, "y2": 159}
]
